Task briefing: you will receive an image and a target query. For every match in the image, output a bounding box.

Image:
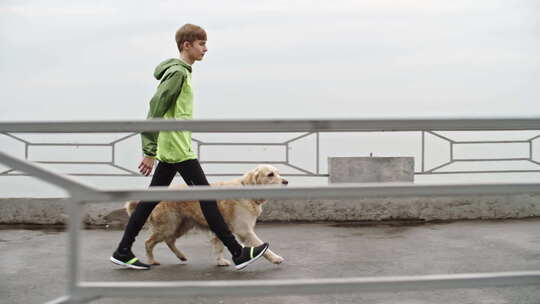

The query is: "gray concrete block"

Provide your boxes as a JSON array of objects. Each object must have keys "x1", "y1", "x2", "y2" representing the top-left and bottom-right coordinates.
[
  {"x1": 328, "y1": 157, "x2": 414, "y2": 183},
  {"x1": 1, "y1": 194, "x2": 539, "y2": 225},
  {"x1": 0, "y1": 198, "x2": 125, "y2": 225},
  {"x1": 0, "y1": 198, "x2": 67, "y2": 224},
  {"x1": 260, "y1": 194, "x2": 540, "y2": 221}
]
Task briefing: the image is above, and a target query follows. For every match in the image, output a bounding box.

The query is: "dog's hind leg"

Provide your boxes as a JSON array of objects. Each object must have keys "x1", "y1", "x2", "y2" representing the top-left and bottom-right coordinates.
[
  {"x1": 164, "y1": 220, "x2": 193, "y2": 263},
  {"x1": 210, "y1": 235, "x2": 231, "y2": 266},
  {"x1": 165, "y1": 237, "x2": 188, "y2": 263},
  {"x1": 145, "y1": 233, "x2": 163, "y2": 265}
]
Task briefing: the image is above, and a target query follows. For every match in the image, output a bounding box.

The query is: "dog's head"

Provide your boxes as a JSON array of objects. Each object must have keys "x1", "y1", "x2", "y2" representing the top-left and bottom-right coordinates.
[{"x1": 241, "y1": 165, "x2": 288, "y2": 186}]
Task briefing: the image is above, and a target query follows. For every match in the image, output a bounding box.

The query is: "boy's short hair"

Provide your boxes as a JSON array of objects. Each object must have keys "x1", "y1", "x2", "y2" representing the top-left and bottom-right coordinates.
[{"x1": 175, "y1": 24, "x2": 207, "y2": 52}]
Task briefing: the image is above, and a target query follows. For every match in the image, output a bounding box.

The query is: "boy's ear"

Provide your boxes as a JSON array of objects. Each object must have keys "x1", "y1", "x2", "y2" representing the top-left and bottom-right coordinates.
[{"x1": 182, "y1": 41, "x2": 191, "y2": 50}]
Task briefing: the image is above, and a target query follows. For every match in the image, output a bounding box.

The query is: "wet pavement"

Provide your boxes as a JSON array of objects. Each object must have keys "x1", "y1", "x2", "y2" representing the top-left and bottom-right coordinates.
[{"x1": 1, "y1": 219, "x2": 540, "y2": 304}]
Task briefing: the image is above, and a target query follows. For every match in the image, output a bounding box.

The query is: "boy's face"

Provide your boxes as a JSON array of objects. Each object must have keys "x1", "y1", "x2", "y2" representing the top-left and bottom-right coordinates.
[{"x1": 184, "y1": 40, "x2": 207, "y2": 61}]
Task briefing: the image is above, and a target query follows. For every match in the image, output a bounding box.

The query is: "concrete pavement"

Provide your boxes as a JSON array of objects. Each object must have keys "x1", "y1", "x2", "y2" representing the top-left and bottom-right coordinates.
[{"x1": 1, "y1": 219, "x2": 540, "y2": 304}]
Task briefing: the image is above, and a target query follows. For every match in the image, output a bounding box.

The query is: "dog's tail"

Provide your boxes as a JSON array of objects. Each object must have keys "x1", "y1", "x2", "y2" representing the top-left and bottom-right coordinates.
[{"x1": 124, "y1": 201, "x2": 139, "y2": 216}]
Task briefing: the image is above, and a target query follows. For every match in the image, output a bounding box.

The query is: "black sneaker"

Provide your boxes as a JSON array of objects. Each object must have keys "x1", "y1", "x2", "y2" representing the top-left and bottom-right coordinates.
[
  {"x1": 110, "y1": 249, "x2": 150, "y2": 270},
  {"x1": 233, "y1": 243, "x2": 269, "y2": 270}
]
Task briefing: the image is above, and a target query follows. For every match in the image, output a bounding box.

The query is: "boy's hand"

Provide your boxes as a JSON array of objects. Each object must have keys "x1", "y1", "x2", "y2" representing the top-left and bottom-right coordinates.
[{"x1": 138, "y1": 156, "x2": 155, "y2": 176}]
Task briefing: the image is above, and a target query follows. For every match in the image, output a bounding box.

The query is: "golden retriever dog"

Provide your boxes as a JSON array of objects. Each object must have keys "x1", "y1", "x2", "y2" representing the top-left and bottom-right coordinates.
[{"x1": 125, "y1": 164, "x2": 287, "y2": 267}]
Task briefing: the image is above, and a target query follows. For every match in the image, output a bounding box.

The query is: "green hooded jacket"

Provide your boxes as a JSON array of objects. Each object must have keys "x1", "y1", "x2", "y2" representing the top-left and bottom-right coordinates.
[{"x1": 141, "y1": 58, "x2": 197, "y2": 163}]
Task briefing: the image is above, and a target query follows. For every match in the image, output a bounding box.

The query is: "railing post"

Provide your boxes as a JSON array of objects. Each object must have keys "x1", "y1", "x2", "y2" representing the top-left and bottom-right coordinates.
[{"x1": 66, "y1": 199, "x2": 84, "y2": 303}]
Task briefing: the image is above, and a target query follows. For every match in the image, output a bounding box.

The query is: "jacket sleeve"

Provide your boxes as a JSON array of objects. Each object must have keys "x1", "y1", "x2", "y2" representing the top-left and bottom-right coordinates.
[{"x1": 141, "y1": 70, "x2": 185, "y2": 158}]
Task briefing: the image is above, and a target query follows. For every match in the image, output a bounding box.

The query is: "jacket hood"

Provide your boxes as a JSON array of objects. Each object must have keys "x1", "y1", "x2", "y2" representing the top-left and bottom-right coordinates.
[{"x1": 153, "y1": 58, "x2": 192, "y2": 80}]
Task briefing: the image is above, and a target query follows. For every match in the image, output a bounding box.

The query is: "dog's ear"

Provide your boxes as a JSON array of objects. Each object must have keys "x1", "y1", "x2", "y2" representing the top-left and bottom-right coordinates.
[
  {"x1": 242, "y1": 168, "x2": 259, "y2": 185},
  {"x1": 254, "y1": 199, "x2": 267, "y2": 205}
]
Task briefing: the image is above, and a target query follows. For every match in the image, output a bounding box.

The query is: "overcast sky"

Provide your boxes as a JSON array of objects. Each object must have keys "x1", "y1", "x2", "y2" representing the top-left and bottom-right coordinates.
[
  {"x1": 1, "y1": 0, "x2": 539, "y2": 121},
  {"x1": 1, "y1": 1, "x2": 539, "y2": 197}
]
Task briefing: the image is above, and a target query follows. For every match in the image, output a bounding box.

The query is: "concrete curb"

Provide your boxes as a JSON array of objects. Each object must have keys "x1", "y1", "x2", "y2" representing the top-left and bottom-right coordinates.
[{"x1": 1, "y1": 193, "x2": 539, "y2": 225}]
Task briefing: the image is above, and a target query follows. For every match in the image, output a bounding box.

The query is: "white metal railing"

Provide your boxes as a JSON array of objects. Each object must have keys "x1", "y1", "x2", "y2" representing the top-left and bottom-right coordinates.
[
  {"x1": 3, "y1": 129, "x2": 540, "y2": 177},
  {"x1": 1, "y1": 118, "x2": 540, "y2": 304}
]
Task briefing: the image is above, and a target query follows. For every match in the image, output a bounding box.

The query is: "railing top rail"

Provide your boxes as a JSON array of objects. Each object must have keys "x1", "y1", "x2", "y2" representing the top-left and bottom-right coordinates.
[
  {"x1": 1, "y1": 118, "x2": 540, "y2": 133},
  {"x1": 76, "y1": 182, "x2": 540, "y2": 202}
]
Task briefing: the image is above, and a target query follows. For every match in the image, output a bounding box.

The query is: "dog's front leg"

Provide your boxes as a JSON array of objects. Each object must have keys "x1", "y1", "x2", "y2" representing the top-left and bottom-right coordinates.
[
  {"x1": 236, "y1": 230, "x2": 284, "y2": 264},
  {"x1": 210, "y1": 234, "x2": 232, "y2": 266}
]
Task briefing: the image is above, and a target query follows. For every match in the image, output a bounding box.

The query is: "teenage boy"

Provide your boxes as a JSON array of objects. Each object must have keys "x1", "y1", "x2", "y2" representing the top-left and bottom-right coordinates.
[{"x1": 110, "y1": 24, "x2": 269, "y2": 270}]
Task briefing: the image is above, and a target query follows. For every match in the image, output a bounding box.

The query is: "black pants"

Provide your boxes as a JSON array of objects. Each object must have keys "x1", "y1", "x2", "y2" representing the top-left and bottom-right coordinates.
[{"x1": 116, "y1": 158, "x2": 242, "y2": 256}]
